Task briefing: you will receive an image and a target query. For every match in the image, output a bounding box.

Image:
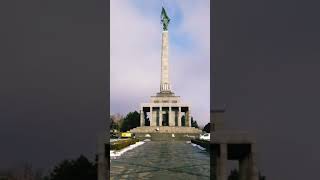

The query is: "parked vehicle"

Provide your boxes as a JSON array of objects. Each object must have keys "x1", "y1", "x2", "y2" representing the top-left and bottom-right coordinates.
[
  {"x1": 199, "y1": 133, "x2": 210, "y2": 141},
  {"x1": 121, "y1": 132, "x2": 135, "y2": 138}
]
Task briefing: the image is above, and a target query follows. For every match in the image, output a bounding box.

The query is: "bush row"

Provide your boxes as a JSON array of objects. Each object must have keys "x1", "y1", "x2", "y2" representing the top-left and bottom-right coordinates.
[{"x1": 110, "y1": 139, "x2": 139, "y2": 150}]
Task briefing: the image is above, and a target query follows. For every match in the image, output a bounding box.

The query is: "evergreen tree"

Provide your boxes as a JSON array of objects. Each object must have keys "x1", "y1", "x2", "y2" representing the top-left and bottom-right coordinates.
[
  {"x1": 203, "y1": 123, "x2": 210, "y2": 133},
  {"x1": 46, "y1": 155, "x2": 96, "y2": 180},
  {"x1": 120, "y1": 111, "x2": 140, "y2": 132},
  {"x1": 181, "y1": 115, "x2": 186, "y2": 126},
  {"x1": 191, "y1": 117, "x2": 199, "y2": 128}
]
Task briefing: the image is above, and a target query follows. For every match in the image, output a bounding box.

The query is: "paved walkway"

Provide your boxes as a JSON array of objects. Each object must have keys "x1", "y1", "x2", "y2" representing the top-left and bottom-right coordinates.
[{"x1": 110, "y1": 141, "x2": 210, "y2": 180}]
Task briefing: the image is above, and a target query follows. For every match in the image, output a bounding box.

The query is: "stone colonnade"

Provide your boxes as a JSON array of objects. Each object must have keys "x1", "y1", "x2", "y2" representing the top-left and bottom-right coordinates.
[
  {"x1": 213, "y1": 136, "x2": 259, "y2": 180},
  {"x1": 212, "y1": 110, "x2": 259, "y2": 180},
  {"x1": 140, "y1": 105, "x2": 191, "y2": 127}
]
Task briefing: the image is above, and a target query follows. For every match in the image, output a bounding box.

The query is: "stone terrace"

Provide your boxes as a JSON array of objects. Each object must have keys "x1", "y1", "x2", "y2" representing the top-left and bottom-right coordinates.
[{"x1": 129, "y1": 126, "x2": 202, "y2": 134}]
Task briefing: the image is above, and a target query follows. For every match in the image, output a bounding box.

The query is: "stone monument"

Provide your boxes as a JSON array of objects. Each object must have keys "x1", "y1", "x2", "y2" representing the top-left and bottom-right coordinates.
[{"x1": 129, "y1": 7, "x2": 201, "y2": 135}]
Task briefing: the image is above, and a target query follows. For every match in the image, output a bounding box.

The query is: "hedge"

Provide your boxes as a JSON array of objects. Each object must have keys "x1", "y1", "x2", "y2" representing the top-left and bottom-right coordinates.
[{"x1": 110, "y1": 139, "x2": 139, "y2": 150}]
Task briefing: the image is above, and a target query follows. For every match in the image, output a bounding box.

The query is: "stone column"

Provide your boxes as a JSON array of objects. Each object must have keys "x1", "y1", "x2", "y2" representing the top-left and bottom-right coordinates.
[
  {"x1": 239, "y1": 143, "x2": 258, "y2": 180},
  {"x1": 169, "y1": 106, "x2": 174, "y2": 126},
  {"x1": 249, "y1": 144, "x2": 259, "y2": 180},
  {"x1": 186, "y1": 109, "x2": 191, "y2": 127},
  {"x1": 217, "y1": 143, "x2": 227, "y2": 180},
  {"x1": 212, "y1": 144, "x2": 219, "y2": 180},
  {"x1": 239, "y1": 156, "x2": 249, "y2": 180},
  {"x1": 140, "y1": 108, "x2": 144, "y2": 126},
  {"x1": 97, "y1": 135, "x2": 107, "y2": 180},
  {"x1": 160, "y1": 31, "x2": 171, "y2": 92},
  {"x1": 188, "y1": 109, "x2": 191, "y2": 127},
  {"x1": 159, "y1": 106, "x2": 163, "y2": 126},
  {"x1": 178, "y1": 107, "x2": 181, "y2": 127}
]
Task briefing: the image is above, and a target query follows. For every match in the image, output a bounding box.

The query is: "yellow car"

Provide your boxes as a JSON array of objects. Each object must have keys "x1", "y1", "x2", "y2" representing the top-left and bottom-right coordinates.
[{"x1": 121, "y1": 132, "x2": 135, "y2": 138}]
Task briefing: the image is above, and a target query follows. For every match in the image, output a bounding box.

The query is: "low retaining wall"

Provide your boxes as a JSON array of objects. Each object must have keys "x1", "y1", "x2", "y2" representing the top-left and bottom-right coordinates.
[{"x1": 135, "y1": 133, "x2": 200, "y2": 141}]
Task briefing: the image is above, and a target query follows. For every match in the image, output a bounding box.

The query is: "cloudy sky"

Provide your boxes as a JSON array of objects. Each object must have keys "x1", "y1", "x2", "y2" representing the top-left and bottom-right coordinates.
[{"x1": 110, "y1": 0, "x2": 210, "y2": 127}]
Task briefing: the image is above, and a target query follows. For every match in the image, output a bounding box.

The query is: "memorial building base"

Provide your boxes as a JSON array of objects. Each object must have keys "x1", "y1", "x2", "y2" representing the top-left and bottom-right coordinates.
[{"x1": 129, "y1": 126, "x2": 202, "y2": 141}]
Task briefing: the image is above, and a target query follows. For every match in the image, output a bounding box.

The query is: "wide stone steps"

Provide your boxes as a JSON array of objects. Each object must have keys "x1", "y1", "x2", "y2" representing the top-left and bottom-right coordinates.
[{"x1": 129, "y1": 126, "x2": 202, "y2": 134}]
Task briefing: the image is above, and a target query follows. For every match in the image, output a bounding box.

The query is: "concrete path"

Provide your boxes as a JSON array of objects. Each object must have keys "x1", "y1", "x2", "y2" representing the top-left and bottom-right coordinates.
[{"x1": 110, "y1": 141, "x2": 210, "y2": 180}]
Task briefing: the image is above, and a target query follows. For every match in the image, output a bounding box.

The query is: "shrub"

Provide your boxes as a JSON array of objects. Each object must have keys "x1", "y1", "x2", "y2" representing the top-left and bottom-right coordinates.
[{"x1": 110, "y1": 139, "x2": 139, "y2": 150}]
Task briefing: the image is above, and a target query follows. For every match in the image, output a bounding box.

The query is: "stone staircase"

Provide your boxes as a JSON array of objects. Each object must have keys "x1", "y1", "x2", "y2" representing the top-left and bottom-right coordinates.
[{"x1": 129, "y1": 126, "x2": 202, "y2": 134}]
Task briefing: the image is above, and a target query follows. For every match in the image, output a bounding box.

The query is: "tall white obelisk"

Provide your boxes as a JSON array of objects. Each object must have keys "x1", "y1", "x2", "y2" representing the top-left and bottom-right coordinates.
[
  {"x1": 160, "y1": 30, "x2": 171, "y2": 92},
  {"x1": 160, "y1": 7, "x2": 171, "y2": 93}
]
